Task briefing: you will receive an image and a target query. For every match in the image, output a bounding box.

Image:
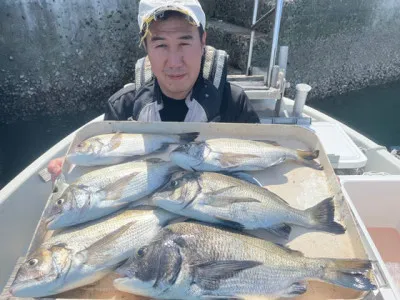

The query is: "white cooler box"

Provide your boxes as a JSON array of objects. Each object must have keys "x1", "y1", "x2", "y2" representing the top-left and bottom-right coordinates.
[
  {"x1": 340, "y1": 175, "x2": 400, "y2": 299},
  {"x1": 311, "y1": 122, "x2": 368, "y2": 170}
]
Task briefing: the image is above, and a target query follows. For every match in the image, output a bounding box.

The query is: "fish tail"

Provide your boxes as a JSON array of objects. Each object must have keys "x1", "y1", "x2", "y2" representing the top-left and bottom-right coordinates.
[
  {"x1": 321, "y1": 259, "x2": 376, "y2": 291},
  {"x1": 177, "y1": 132, "x2": 200, "y2": 143},
  {"x1": 305, "y1": 197, "x2": 346, "y2": 234},
  {"x1": 295, "y1": 149, "x2": 323, "y2": 170},
  {"x1": 296, "y1": 149, "x2": 319, "y2": 160}
]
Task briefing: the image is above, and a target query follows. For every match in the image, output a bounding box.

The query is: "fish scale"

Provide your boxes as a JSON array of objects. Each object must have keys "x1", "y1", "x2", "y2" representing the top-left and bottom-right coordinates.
[
  {"x1": 170, "y1": 138, "x2": 322, "y2": 172},
  {"x1": 45, "y1": 208, "x2": 157, "y2": 250},
  {"x1": 67, "y1": 132, "x2": 198, "y2": 166},
  {"x1": 114, "y1": 222, "x2": 375, "y2": 299},
  {"x1": 44, "y1": 159, "x2": 180, "y2": 229},
  {"x1": 152, "y1": 172, "x2": 345, "y2": 235},
  {"x1": 10, "y1": 208, "x2": 177, "y2": 298},
  {"x1": 101, "y1": 134, "x2": 176, "y2": 156}
]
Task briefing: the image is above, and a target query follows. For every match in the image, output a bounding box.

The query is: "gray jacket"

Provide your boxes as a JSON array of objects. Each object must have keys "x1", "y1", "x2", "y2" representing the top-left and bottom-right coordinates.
[{"x1": 104, "y1": 46, "x2": 260, "y2": 123}]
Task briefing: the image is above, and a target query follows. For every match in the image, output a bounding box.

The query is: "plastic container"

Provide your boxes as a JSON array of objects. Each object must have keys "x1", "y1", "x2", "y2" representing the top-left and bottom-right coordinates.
[
  {"x1": 340, "y1": 175, "x2": 400, "y2": 299},
  {"x1": 311, "y1": 122, "x2": 368, "y2": 169}
]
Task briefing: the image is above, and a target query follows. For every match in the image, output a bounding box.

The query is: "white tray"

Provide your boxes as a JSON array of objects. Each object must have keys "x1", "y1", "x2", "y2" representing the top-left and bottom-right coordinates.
[{"x1": 3, "y1": 122, "x2": 390, "y2": 300}]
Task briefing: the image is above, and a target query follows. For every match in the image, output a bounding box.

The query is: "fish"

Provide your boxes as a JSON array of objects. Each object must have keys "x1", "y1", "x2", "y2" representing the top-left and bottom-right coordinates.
[
  {"x1": 44, "y1": 158, "x2": 180, "y2": 229},
  {"x1": 152, "y1": 171, "x2": 345, "y2": 238},
  {"x1": 67, "y1": 132, "x2": 199, "y2": 166},
  {"x1": 114, "y1": 222, "x2": 376, "y2": 299},
  {"x1": 169, "y1": 138, "x2": 322, "y2": 172},
  {"x1": 10, "y1": 207, "x2": 177, "y2": 298}
]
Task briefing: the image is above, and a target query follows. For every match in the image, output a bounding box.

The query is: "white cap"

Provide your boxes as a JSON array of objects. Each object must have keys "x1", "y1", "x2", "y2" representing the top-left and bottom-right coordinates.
[{"x1": 138, "y1": 0, "x2": 206, "y2": 32}]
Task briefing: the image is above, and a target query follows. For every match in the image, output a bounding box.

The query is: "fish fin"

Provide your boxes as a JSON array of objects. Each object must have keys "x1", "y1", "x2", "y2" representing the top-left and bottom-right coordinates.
[
  {"x1": 226, "y1": 172, "x2": 263, "y2": 187},
  {"x1": 280, "y1": 282, "x2": 307, "y2": 297},
  {"x1": 306, "y1": 197, "x2": 346, "y2": 234},
  {"x1": 274, "y1": 243, "x2": 304, "y2": 256},
  {"x1": 94, "y1": 137, "x2": 106, "y2": 146},
  {"x1": 193, "y1": 260, "x2": 262, "y2": 290},
  {"x1": 296, "y1": 149, "x2": 323, "y2": 170},
  {"x1": 216, "y1": 152, "x2": 261, "y2": 168},
  {"x1": 53, "y1": 174, "x2": 67, "y2": 192},
  {"x1": 128, "y1": 197, "x2": 155, "y2": 208},
  {"x1": 178, "y1": 132, "x2": 200, "y2": 143},
  {"x1": 55, "y1": 173, "x2": 66, "y2": 184},
  {"x1": 204, "y1": 196, "x2": 261, "y2": 208},
  {"x1": 152, "y1": 143, "x2": 170, "y2": 154},
  {"x1": 101, "y1": 172, "x2": 140, "y2": 201},
  {"x1": 67, "y1": 184, "x2": 97, "y2": 198},
  {"x1": 204, "y1": 186, "x2": 237, "y2": 196},
  {"x1": 144, "y1": 157, "x2": 165, "y2": 164},
  {"x1": 203, "y1": 185, "x2": 260, "y2": 205},
  {"x1": 271, "y1": 193, "x2": 289, "y2": 205},
  {"x1": 115, "y1": 257, "x2": 134, "y2": 276},
  {"x1": 109, "y1": 132, "x2": 123, "y2": 151},
  {"x1": 264, "y1": 224, "x2": 292, "y2": 240},
  {"x1": 74, "y1": 184, "x2": 93, "y2": 191},
  {"x1": 296, "y1": 149, "x2": 319, "y2": 160},
  {"x1": 201, "y1": 296, "x2": 244, "y2": 300},
  {"x1": 254, "y1": 139, "x2": 281, "y2": 147},
  {"x1": 78, "y1": 222, "x2": 135, "y2": 266},
  {"x1": 66, "y1": 162, "x2": 76, "y2": 174},
  {"x1": 321, "y1": 259, "x2": 376, "y2": 291},
  {"x1": 214, "y1": 217, "x2": 245, "y2": 230}
]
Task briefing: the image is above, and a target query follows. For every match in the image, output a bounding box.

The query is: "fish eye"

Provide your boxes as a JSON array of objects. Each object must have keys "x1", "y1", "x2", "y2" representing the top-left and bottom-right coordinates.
[
  {"x1": 76, "y1": 141, "x2": 89, "y2": 150},
  {"x1": 27, "y1": 258, "x2": 38, "y2": 267},
  {"x1": 56, "y1": 198, "x2": 65, "y2": 206},
  {"x1": 137, "y1": 247, "x2": 147, "y2": 258},
  {"x1": 171, "y1": 180, "x2": 179, "y2": 187}
]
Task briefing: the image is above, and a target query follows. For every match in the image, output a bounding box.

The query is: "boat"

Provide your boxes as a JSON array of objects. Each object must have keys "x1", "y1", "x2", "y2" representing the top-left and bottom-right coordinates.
[{"x1": 1, "y1": 0, "x2": 400, "y2": 298}]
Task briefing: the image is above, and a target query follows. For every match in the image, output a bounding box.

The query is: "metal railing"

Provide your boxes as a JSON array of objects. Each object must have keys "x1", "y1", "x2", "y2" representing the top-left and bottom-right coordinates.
[
  {"x1": 246, "y1": 0, "x2": 313, "y2": 121},
  {"x1": 246, "y1": 0, "x2": 285, "y2": 88}
]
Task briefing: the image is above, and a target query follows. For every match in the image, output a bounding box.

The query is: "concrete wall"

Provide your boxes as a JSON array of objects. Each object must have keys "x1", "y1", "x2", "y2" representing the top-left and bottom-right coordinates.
[
  {"x1": 205, "y1": 0, "x2": 400, "y2": 99},
  {"x1": 0, "y1": 0, "x2": 144, "y2": 123},
  {"x1": 280, "y1": 0, "x2": 400, "y2": 99},
  {"x1": 1, "y1": 0, "x2": 400, "y2": 123}
]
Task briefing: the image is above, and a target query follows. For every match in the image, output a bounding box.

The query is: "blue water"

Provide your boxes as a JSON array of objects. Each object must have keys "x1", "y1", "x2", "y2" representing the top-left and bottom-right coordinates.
[
  {"x1": 0, "y1": 110, "x2": 102, "y2": 189},
  {"x1": 0, "y1": 81, "x2": 400, "y2": 188},
  {"x1": 309, "y1": 81, "x2": 400, "y2": 148}
]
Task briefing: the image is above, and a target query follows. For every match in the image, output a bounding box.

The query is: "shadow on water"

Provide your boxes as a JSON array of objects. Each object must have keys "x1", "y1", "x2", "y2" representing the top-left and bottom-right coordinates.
[
  {"x1": 0, "y1": 109, "x2": 102, "y2": 189},
  {"x1": 309, "y1": 80, "x2": 400, "y2": 148}
]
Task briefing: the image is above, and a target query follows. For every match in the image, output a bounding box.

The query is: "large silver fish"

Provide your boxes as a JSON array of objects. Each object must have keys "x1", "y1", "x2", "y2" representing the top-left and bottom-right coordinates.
[
  {"x1": 152, "y1": 172, "x2": 345, "y2": 238},
  {"x1": 10, "y1": 207, "x2": 177, "y2": 298},
  {"x1": 44, "y1": 159, "x2": 180, "y2": 229},
  {"x1": 170, "y1": 138, "x2": 322, "y2": 172},
  {"x1": 114, "y1": 222, "x2": 376, "y2": 299},
  {"x1": 67, "y1": 132, "x2": 198, "y2": 166}
]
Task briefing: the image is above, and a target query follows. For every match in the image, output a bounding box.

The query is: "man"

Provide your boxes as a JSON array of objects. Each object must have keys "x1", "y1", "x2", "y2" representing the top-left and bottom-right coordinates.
[
  {"x1": 105, "y1": 0, "x2": 259, "y2": 123},
  {"x1": 48, "y1": 0, "x2": 259, "y2": 177}
]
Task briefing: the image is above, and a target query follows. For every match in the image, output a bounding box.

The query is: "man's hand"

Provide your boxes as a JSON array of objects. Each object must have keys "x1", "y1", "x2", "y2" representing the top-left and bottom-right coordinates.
[{"x1": 47, "y1": 157, "x2": 65, "y2": 182}]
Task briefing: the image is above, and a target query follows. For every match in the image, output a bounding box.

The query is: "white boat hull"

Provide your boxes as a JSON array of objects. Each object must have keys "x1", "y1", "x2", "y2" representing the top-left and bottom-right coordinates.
[{"x1": 1, "y1": 109, "x2": 399, "y2": 298}]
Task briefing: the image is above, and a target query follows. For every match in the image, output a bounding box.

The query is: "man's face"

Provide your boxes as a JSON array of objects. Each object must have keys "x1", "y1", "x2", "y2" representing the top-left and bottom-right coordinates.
[{"x1": 146, "y1": 16, "x2": 206, "y2": 100}]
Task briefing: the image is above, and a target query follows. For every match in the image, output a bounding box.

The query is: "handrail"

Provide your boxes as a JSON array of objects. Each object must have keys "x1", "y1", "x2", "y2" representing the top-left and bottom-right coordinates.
[
  {"x1": 246, "y1": 0, "x2": 260, "y2": 75},
  {"x1": 267, "y1": 0, "x2": 284, "y2": 87},
  {"x1": 246, "y1": 0, "x2": 285, "y2": 85},
  {"x1": 251, "y1": 7, "x2": 276, "y2": 30}
]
